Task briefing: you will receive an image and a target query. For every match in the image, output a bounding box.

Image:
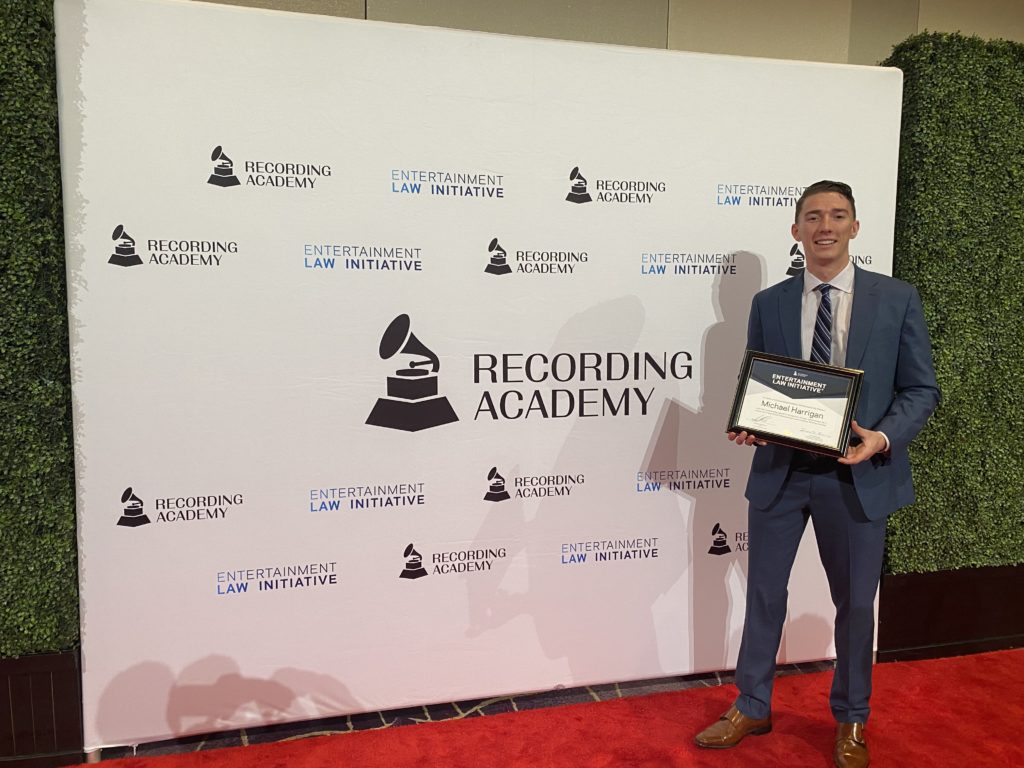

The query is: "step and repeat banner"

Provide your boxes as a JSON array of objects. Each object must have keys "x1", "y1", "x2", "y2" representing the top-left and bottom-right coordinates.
[{"x1": 54, "y1": 0, "x2": 903, "y2": 749}]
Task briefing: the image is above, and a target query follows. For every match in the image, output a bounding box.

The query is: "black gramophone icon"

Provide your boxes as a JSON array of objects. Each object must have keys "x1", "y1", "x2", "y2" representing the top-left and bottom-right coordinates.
[
  {"x1": 786, "y1": 243, "x2": 805, "y2": 276},
  {"x1": 207, "y1": 145, "x2": 240, "y2": 187},
  {"x1": 117, "y1": 486, "x2": 150, "y2": 527},
  {"x1": 483, "y1": 467, "x2": 511, "y2": 502},
  {"x1": 708, "y1": 523, "x2": 732, "y2": 555},
  {"x1": 365, "y1": 314, "x2": 459, "y2": 432},
  {"x1": 565, "y1": 166, "x2": 592, "y2": 204},
  {"x1": 485, "y1": 237, "x2": 512, "y2": 275},
  {"x1": 108, "y1": 225, "x2": 142, "y2": 267},
  {"x1": 399, "y1": 543, "x2": 428, "y2": 579}
]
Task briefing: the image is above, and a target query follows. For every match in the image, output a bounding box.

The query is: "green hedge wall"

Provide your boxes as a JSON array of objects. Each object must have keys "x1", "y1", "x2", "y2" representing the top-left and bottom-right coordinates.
[
  {"x1": 0, "y1": 1, "x2": 78, "y2": 657},
  {"x1": 884, "y1": 33, "x2": 1024, "y2": 573}
]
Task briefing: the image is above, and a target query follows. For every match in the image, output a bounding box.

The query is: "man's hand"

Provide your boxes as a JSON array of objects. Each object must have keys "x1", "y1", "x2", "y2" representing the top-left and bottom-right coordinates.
[
  {"x1": 837, "y1": 420, "x2": 887, "y2": 465},
  {"x1": 726, "y1": 431, "x2": 767, "y2": 447}
]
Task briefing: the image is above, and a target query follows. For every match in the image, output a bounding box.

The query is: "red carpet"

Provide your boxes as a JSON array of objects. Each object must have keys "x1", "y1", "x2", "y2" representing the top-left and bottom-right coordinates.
[{"x1": 91, "y1": 650, "x2": 1024, "y2": 767}]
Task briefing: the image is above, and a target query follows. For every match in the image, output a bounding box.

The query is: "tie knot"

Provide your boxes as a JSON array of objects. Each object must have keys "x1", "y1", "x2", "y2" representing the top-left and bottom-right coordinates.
[{"x1": 818, "y1": 283, "x2": 833, "y2": 296}]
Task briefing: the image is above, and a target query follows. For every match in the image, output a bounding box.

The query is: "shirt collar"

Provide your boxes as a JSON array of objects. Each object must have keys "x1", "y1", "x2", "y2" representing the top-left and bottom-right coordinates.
[{"x1": 803, "y1": 260, "x2": 854, "y2": 295}]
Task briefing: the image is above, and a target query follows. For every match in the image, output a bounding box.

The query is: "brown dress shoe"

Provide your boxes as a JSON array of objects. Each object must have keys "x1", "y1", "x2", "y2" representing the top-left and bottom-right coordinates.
[
  {"x1": 834, "y1": 722, "x2": 869, "y2": 768},
  {"x1": 694, "y1": 705, "x2": 772, "y2": 749}
]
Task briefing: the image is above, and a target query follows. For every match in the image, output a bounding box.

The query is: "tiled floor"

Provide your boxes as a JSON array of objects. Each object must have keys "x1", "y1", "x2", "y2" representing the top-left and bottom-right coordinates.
[{"x1": 97, "y1": 660, "x2": 835, "y2": 761}]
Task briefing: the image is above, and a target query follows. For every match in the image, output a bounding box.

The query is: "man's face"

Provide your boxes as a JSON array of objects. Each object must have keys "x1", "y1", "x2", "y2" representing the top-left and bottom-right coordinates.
[{"x1": 791, "y1": 191, "x2": 859, "y2": 272}]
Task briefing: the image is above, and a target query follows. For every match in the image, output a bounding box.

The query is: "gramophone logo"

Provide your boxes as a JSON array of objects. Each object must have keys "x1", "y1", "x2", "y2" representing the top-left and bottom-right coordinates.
[
  {"x1": 399, "y1": 543, "x2": 428, "y2": 579},
  {"x1": 565, "y1": 166, "x2": 593, "y2": 204},
  {"x1": 207, "y1": 145, "x2": 240, "y2": 187},
  {"x1": 565, "y1": 167, "x2": 666, "y2": 204},
  {"x1": 708, "y1": 523, "x2": 732, "y2": 555},
  {"x1": 483, "y1": 467, "x2": 511, "y2": 502},
  {"x1": 786, "y1": 243, "x2": 805, "y2": 276},
  {"x1": 481, "y1": 237, "x2": 589, "y2": 276},
  {"x1": 107, "y1": 224, "x2": 238, "y2": 268},
  {"x1": 205, "y1": 144, "x2": 331, "y2": 189},
  {"x1": 484, "y1": 238, "x2": 512, "y2": 275},
  {"x1": 116, "y1": 487, "x2": 151, "y2": 527},
  {"x1": 108, "y1": 225, "x2": 142, "y2": 267},
  {"x1": 366, "y1": 314, "x2": 459, "y2": 432}
]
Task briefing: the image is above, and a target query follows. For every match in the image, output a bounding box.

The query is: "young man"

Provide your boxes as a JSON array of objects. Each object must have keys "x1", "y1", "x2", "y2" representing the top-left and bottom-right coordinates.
[{"x1": 694, "y1": 181, "x2": 939, "y2": 768}]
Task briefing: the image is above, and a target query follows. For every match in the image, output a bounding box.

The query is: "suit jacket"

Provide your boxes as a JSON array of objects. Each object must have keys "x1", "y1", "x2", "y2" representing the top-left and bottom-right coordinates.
[{"x1": 744, "y1": 265, "x2": 940, "y2": 520}]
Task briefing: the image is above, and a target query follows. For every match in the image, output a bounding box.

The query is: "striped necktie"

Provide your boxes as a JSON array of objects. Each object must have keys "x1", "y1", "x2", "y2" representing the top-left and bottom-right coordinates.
[{"x1": 810, "y1": 283, "x2": 833, "y2": 364}]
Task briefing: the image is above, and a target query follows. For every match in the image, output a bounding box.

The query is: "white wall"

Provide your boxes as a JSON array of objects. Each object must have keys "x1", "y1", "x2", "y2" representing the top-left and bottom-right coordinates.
[{"x1": 196, "y1": 0, "x2": 1024, "y2": 63}]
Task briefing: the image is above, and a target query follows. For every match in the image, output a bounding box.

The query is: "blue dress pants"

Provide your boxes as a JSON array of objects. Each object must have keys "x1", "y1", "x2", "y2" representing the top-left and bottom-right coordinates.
[{"x1": 733, "y1": 456, "x2": 887, "y2": 723}]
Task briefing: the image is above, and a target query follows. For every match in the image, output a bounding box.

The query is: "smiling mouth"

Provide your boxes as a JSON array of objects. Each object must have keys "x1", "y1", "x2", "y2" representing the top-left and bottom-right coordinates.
[{"x1": 815, "y1": 239, "x2": 838, "y2": 246}]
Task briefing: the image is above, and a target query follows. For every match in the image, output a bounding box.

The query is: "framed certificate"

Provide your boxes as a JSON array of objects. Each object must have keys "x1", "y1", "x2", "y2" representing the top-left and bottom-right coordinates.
[{"x1": 727, "y1": 350, "x2": 863, "y2": 458}]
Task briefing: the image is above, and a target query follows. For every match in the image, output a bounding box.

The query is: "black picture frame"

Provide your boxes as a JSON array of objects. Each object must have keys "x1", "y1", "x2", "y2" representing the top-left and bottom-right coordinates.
[{"x1": 727, "y1": 350, "x2": 864, "y2": 458}]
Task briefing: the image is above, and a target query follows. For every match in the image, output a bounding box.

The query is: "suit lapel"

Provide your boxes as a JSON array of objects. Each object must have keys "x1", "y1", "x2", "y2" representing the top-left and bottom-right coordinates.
[
  {"x1": 778, "y1": 275, "x2": 803, "y2": 359},
  {"x1": 846, "y1": 266, "x2": 878, "y2": 369}
]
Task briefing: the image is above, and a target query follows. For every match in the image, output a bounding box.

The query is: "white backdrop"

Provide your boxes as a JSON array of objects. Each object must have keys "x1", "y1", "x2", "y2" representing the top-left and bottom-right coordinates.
[{"x1": 54, "y1": 0, "x2": 903, "y2": 749}]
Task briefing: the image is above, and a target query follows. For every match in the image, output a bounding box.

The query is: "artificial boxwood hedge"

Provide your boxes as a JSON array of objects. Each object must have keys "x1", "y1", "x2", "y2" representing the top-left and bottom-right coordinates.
[
  {"x1": 0, "y1": 10, "x2": 1021, "y2": 657},
  {"x1": 1, "y1": 1, "x2": 78, "y2": 657},
  {"x1": 884, "y1": 33, "x2": 1024, "y2": 573}
]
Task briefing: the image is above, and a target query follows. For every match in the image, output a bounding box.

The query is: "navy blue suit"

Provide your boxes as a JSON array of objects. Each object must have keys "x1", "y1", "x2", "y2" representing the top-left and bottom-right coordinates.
[{"x1": 734, "y1": 265, "x2": 939, "y2": 723}]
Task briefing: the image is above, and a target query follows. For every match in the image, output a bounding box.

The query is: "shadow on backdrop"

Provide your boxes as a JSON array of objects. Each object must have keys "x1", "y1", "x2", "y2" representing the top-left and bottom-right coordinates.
[
  {"x1": 462, "y1": 295, "x2": 688, "y2": 684},
  {"x1": 642, "y1": 250, "x2": 766, "y2": 673},
  {"x1": 96, "y1": 655, "x2": 358, "y2": 745}
]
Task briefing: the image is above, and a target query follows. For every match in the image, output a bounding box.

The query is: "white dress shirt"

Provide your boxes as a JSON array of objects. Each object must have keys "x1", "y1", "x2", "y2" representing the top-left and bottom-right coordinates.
[
  {"x1": 799, "y1": 261, "x2": 888, "y2": 452},
  {"x1": 801, "y1": 260, "x2": 854, "y2": 366}
]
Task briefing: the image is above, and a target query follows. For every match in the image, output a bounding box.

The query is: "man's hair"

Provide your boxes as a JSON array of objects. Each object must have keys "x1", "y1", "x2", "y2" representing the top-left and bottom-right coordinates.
[{"x1": 794, "y1": 180, "x2": 856, "y2": 222}]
